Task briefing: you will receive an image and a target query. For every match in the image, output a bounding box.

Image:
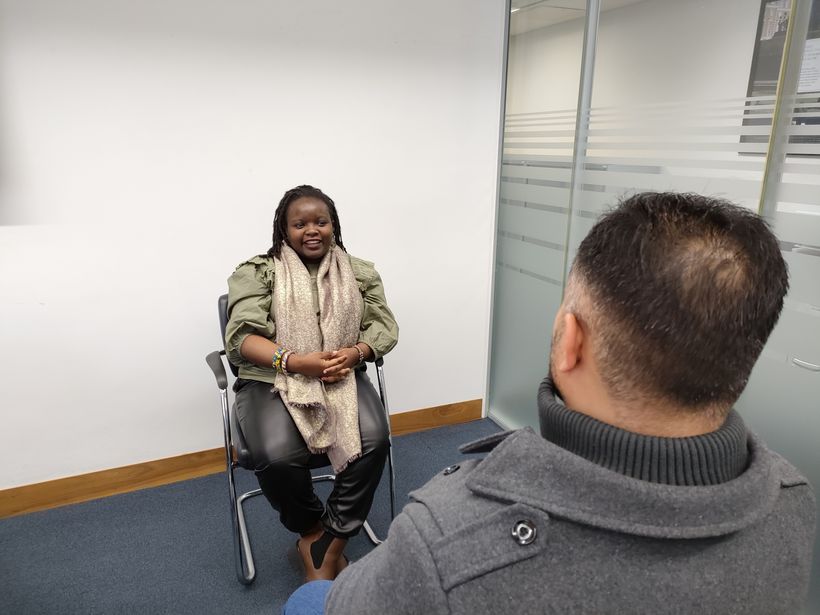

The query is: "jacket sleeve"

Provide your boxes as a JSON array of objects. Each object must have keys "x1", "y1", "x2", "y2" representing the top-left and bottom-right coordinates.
[
  {"x1": 325, "y1": 503, "x2": 448, "y2": 614},
  {"x1": 224, "y1": 257, "x2": 276, "y2": 368},
  {"x1": 353, "y1": 258, "x2": 399, "y2": 360}
]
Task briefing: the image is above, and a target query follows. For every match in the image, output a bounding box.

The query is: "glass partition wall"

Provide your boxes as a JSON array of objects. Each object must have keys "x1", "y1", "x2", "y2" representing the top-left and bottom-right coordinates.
[
  {"x1": 488, "y1": 0, "x2": 586, "y2": 429},
  {"x1": 488, "y1": 0, "x2": 819, "y2": 608}
]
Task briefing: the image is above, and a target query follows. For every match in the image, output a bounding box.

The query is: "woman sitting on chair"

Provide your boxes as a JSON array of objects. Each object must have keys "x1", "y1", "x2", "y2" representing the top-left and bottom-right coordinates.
[{"x1": 225, "y1": 184, "x2": 398, "y2": 581}]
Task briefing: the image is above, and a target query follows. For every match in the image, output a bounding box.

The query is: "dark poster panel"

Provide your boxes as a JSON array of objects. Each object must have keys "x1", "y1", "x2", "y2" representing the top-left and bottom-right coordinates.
[{"x1": 742, "y1": 0, "x2": 820, "y2": 150}]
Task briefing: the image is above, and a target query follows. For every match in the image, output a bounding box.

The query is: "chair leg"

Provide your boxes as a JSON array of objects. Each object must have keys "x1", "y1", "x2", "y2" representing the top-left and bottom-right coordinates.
[
  {"x1": 374, "y1": 361, "x2": 397, "y2": 521},
  {"x1": 229, "y1": 459, "x2": 261, "y2": 585},
  {"x1": 362, "y1": 520, "x2": 382, "y2": 546},
  {"x1": 218, "y1": 387, "x2": 256, "y2": 585},
  {"x1": 236, "y1": 486, "x2": 265, "y2": 585},
  {"x1": 387, "y1": 444, "x2": 396, "y2": 521}
]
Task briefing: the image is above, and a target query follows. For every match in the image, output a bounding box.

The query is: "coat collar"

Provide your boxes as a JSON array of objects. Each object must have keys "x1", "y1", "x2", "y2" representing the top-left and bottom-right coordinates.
[{"x1": 463, "y1": 428, "x2": 785, "y2": 539}]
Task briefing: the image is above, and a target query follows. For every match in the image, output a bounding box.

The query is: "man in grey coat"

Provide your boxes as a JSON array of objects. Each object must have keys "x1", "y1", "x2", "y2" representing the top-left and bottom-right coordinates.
[{"x1": 284, "y1": 192, "x2": 816, "y2": 614}]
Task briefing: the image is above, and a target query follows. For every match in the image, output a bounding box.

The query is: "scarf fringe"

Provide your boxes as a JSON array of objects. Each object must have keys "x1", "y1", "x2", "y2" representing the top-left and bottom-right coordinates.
[
  {"x1": 284, "y1": 398, "x2": 325, "y2": 412},
  {"x1": 307, "y1": 443, "x2": 332, "y2": 456},
  {"x1": 331, "y1": 451, "x2": 362, "y2": 474}
]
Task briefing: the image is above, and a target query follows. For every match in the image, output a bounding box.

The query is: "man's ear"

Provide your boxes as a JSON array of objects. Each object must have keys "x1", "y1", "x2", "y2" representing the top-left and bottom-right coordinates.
[{"x1": 553, "y1": 312, "x2": 583, "y2": 373}]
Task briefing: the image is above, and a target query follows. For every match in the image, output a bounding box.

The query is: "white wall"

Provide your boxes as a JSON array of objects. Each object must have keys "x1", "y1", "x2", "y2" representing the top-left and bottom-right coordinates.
[
  {"x1": 0, "y1": 0, "x2": 507, "y2": 488},
  {"x1": 507, "y1": 0, "x2": 760, "y2": 113}
]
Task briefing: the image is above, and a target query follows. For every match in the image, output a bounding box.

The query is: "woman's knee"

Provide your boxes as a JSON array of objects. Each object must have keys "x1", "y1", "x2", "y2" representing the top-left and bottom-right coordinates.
[
  {"x1": 360, "y1": 413, "x2": 390, "y2": 459},
  {"x1": 257, "y1": 440, "x2": 313, "y2": 473},
  {"x1": 368, "y1": 431, "x2": 390, "y2": 462},
  {"x1": 235, "y1": 382, "x2": 311, "y2": 469},
  {"x1": 257, "y1": 453, "x2": 296, "y2": 476}
]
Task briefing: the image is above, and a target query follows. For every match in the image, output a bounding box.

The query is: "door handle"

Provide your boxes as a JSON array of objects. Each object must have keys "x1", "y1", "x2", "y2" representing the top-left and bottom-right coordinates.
[{"x1": 792, "y1": 358, "x2": 820, "y2": 372}]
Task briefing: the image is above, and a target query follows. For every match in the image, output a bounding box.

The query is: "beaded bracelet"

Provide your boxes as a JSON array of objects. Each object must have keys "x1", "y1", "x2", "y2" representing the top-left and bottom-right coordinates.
[
  {"x1": 272, "y1": 346, "x2": 287, "y2": 374},
  {"x1": 354, "y1": 344, "x2": 365, "y2": 365}
]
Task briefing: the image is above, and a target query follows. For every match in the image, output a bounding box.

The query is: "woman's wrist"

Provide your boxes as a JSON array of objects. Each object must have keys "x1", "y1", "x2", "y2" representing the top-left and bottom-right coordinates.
[
  {"x1": 285, "y1": 352, "x2": 302, "y2": 374},
  {"x1": 354, "y1": 342, "x2": 373, "y2": 362},
  {"x1": 353, "y1": 344, "x2": 365, "y2": 365}
]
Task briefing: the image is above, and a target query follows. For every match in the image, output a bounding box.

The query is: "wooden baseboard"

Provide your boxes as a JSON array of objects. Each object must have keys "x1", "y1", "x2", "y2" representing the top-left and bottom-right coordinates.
[
  {"x1": 0, "y1": 399, "x2": 483, "y2": 519},
  {"x1": 389, "y1": 398, "x2": 482, "y2": 436},
  {"x1": 0, "y1": 449, "x2": 226, "y2": 520}
]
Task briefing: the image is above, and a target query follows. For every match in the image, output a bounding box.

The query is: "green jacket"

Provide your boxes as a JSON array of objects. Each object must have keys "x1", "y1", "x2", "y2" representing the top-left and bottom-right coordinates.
[{"x1": 225, "y1": 253, "x2": 398, "y2": 384}]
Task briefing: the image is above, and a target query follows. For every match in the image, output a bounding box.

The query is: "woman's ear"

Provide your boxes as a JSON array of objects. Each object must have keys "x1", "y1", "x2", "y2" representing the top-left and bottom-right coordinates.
[{"x1": 553, "y1": 312, "x2": 584, "y2": 373}]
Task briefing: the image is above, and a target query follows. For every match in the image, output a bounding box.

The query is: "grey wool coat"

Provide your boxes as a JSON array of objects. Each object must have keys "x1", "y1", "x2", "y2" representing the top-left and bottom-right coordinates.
[{"x1": 325, "y1": 428, "x2": 816, "y2": 615}]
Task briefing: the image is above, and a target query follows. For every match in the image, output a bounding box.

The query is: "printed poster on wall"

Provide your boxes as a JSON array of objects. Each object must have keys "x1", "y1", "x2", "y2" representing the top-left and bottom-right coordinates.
[{"x1": 798, "y1": 38, "x2": 820, "y2": 94}]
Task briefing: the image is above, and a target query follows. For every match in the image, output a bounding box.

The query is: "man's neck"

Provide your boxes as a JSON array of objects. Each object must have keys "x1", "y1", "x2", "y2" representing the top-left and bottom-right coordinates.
[
  {"x1": 559, "y1": 381, "x2": 726, "y2": 438},
  {"x1": 537, "y1": 376, "x2": 749, "y2": 486}
]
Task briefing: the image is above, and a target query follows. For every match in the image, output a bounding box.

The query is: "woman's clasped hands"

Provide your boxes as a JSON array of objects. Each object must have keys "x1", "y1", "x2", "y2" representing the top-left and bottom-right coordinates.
[{"x1": 287, "y1": 347, "x2": 362, "y2": 383}]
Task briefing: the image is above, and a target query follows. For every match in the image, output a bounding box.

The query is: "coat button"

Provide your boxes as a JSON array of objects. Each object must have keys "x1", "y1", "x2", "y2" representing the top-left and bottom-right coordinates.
[
  {"x1": 511, "y1": 520, "x2": 537, "y2": 545},
  {"x1": 443, "y1": 464, "x2": 460, "y2": 475}
]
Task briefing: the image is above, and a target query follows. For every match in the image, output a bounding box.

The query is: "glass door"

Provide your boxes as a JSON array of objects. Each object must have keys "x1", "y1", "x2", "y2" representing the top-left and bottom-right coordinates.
[
  {"x1": 736, "y1": 1, "x2": 820, "y2": 608},
  {"x1": 488, "y1": 0, "x2": 819, "y2": 606},
  {"x1": 488, "y1": 0, "x2": 587, "y2": 429}
]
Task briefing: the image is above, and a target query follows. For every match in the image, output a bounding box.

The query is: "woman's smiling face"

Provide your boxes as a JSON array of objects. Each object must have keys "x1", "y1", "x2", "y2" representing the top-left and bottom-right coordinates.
[{"x1": 285, "y1": 196, "x2": 334, "y2": 263}]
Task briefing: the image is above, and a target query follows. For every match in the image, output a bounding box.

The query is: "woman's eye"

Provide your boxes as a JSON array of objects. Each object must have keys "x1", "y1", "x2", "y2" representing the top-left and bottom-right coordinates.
[{"x1": 294, "y1": 223, "x2": 304, "y2": 229}]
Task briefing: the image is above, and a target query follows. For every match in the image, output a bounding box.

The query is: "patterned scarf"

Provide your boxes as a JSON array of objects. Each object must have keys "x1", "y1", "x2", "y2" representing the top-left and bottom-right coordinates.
[{"x1": 271, "y1": 244, "x2": 363, "y2": 473}]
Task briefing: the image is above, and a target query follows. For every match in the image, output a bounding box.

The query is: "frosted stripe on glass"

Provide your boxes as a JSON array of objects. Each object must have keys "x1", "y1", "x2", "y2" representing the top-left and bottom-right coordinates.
[
  {"x1": 496, "y1": 262, "x2": 563, "y2": 287},
  {"x1": 504, "y1": 155, "x2": 574, "y2": 165},
  {"x1": 600, "y1": 142, "x2": 770, "y2": 152},
  {"x1": 499, "y1": 198, "x2": 567, "y2": 215},
  {"x1": 568, "y1": 190, "x2": 613, "y2": 213},
  {"x1": 778, "y1": 183, "x2": 820, "y2": 206},
  {"x1": 499, "y1": 230, "x2": 563, "y2": 252},
  {"x1": 783, "y1": 125, "x2": 820, "y2": 136},
  {"x1": 497, "y1": 235, "x2": 565, "y2": 282},
  {"x1": 508, "y1": 141, "x2": 772, "y2": 153},
  {"x1": 582, "y1": 156, "x2": 766, "y2": 171},
  {"x1": 501, "y1": 182, "x2": 571, "y2": 208},
  {"x1": 783, "y1": 252, "x2": 820, "y2": 307},
  {"x1": 505, "y1": 142, "x2": 578, "y2": 150},
  {"x1": 578, "y1": 171, "x2": 764, "y2": 199},
  {"x1": 782, "y1": 162, "x2": 820, "y2": 174},
  {"x1": 774, "y1": 212, "x2": 820, "y2": 247},
  {"x1": 509, "y1": 126, "x2": 778, "y2": 138},
  {"x1": 501, "y1": 165, "x2": 572, "y2": 182},
  {"x1": 781, "y1": 144, "x2": 820, "y2": 155},
  {"x1": 506, "y1": 129, "x2": 579, "y2": 138},
  {"x1": 499, "y1": 201, "x2": 568, "y2": 246}
]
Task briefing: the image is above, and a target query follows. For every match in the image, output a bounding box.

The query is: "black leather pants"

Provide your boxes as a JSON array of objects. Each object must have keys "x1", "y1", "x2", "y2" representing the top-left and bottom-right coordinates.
[{"x1": 234, "y1": 369, "x2": 389, "y2": 538}]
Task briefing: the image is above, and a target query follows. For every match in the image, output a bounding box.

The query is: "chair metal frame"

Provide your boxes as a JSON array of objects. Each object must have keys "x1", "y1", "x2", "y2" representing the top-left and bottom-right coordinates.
[{"x1": 205, "y1": 295, "x2": 396, "y2": 585}]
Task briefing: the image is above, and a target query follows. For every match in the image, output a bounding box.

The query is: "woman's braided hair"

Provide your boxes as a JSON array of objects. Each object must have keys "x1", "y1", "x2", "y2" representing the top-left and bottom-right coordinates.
[{"x1": 267, "y1": 185, "x2": 346, "y2": 259}]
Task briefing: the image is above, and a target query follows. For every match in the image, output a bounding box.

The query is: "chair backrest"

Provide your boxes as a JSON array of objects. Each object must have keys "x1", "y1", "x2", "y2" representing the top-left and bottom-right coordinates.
[{"x1": 218, "y1": 294, "x2": 240, "y2": 378}]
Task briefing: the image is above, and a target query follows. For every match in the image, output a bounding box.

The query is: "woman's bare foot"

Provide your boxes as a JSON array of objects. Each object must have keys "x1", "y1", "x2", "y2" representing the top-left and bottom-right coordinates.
[
  {"x1": 297, "y1": 529, "x2": 348, "y2": 581},
  {"x1": 336, "y1": 553, "x2": 349, "y2": 575}
]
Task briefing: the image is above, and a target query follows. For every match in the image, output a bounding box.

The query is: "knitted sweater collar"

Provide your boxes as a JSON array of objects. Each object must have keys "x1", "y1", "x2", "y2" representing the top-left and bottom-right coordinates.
[{"x1": 537, "y1": 377, "x2": 749, "y2": 486}]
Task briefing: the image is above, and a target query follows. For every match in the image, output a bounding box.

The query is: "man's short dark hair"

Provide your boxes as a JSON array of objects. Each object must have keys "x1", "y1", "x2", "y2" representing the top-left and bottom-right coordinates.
[{"x1": 571, "y1": 192, "x2": 789, "y2": 410}]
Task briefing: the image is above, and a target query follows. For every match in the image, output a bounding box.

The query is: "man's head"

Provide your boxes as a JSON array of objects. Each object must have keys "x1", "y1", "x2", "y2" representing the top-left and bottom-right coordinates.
[{"x1": 550, "y1": 192, "x2": 788, "y2": 428}]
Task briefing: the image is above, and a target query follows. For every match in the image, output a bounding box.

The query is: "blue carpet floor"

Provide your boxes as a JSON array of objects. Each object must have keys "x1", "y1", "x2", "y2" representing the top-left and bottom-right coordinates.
[{"x1": 1, "y1": 418, "x2": 502, "y2": 614}]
